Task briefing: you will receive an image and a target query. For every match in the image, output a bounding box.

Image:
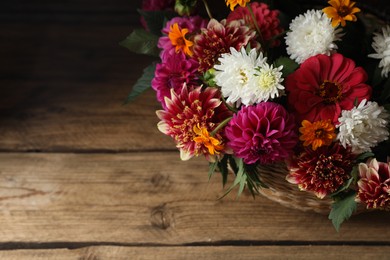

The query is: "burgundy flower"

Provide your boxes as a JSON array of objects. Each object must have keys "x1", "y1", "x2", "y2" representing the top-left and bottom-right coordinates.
[
  {"x1": 286, "y1": 53, "x2": 372, "y2": 124},
  {"x1": 225, "y1": 102, "x2": 298, "y2": 165},
  {"x1": 156, "y1": 86, "x2": 232, "y2": 161},
  {"x1": 193, "y1": 19, "x2": 260, "y2": 73},
  {"x1": 227, "y1": 2, "x2": 283, "y2": 47},
  {"x1": 287, "y1": 143, "x2": 356, "y2": 198},
  {"x1": 357, "y1": 158, "x2": 390, "y2": 210},
  {"x1": 151, "y1": 52, "x2": 199, "y2": 109}
]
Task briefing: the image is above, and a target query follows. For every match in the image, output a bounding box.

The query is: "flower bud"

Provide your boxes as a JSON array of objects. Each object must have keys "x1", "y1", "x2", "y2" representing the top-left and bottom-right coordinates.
[{"x1": 175, "y1": 0, "x2": 198, "y2": 16}]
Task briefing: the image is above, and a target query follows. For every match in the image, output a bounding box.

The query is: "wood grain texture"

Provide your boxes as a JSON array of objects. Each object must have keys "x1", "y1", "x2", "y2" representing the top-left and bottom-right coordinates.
[
  {"x1": 1, "y1": 245, "x2": 390, "y2": 260},
  {"x1": 0, "y1": 152, "x2": 389, "y2": 244},
  {"x1": 0, "y1": 11, "x2": 173, "y2": 152}
]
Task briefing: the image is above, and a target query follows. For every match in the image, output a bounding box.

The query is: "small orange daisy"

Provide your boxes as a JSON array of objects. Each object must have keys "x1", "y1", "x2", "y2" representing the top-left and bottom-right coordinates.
[
  {"x1": 168, "y1": 23, "x2": 194, "y2": 57},
  {"x1": 193, "y1": 124, "x2": 224, "y2": 155},
  {"x1": 225, "y1": 0, "x2": 251, "y2": 11},
  {"x1": 323, "y1": 0, "x2": 361, "y2": 27},
  {"x1": 299, "y1": 120, "x2": 336, "y2": 151}
]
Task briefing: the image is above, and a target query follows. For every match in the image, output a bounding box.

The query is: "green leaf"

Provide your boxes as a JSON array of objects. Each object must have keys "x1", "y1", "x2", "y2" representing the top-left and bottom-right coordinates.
[
  {"x1": 328, "y1": 192, "x2": 357, "y2": 232},
  {"x1": 356, "y1": 152, "x2": 375, "y2": 162},
  {"x1": 330, "y1": 178, "x2": 354, "y2": 197},
  {"x1": 218, "y1": 155, "x2": 229, "y2": 187},
  {"x1": 138, "y1": 10, "x2": 176, "y2": 36},
  {"x1": 125, "y1": 63, "x2": 156, "y2": 103},
  {"x1": 274, "y1": 56, "x2": 299, "y2": 77},
  {"x1": 218, "y1": 158, "x2": 245, "y2": 199},
  {"x1": 119, "y1": 29, "x2": 160, "y2": 57},
  {"x1": 208, "y1": 161, "x2": 218, "y2": 181}
]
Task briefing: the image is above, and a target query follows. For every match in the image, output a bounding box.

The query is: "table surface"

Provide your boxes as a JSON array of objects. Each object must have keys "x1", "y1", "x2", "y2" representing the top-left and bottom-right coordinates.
[{"x1": 1, "y1": 0, "x2": 390, "y2": 259}]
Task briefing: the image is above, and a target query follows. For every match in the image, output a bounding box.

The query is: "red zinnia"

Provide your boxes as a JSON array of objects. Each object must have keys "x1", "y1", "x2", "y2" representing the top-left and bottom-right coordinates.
[
  {"x1": 287, "y1": 143, "x2": 356, "y2": 199},
  {"x1": 286, "y1": 53, "x2": 372, "y2": 124}
]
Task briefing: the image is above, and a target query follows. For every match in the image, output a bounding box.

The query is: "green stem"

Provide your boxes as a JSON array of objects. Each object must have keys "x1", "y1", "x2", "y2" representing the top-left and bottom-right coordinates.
[
  {"x1": 202, "y1": 0, "x2": 213, "y2": 19},
  {"x1": 221, "y1": 96, "x2": 238, "y2": 113},
  {"x1": 211, "y1": 116, "x2": 232, "y2": 136},
  {"x1": 247, "y1": 4, "x2": 266, "y2": 53}
]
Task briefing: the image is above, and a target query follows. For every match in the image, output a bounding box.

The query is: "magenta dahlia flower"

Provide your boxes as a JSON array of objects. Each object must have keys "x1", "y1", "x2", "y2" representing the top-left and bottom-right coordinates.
[
  {"x1": 224, "y1": 102, "x2": 298, "y2": 165},
  {"x1": 227, "y1": 2, "x2": 283, "y2": 47},
  {"x1": 140, "y1": 0, "x2": 175, "y2": 30},
  {"x1": 193, "y1": 19, "x2": 260, "y2": 73},
  {"x1": 286, "y1": 53, "x2": 372, "y2": 124},
  {"x1": 151, "y1": 52, "x2": 199, "y2": 108},
  {"x1": 356, "y1": 158, "x2": 390, "y2": 210},
  {"x1": 287, "y1": 143, "x2": 356, "y2": 199},
  {"x1": 156, "y1": 86, "x2": 232, "y2": 161},
  {"x1": 158, "y1": 16, "x2": 208, "y2": 59}
]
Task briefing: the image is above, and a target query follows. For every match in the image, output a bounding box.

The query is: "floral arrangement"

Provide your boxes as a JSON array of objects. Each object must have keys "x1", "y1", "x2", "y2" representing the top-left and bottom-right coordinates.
[{"x1": 122, "y1": 0, "x2": 390, "y2": 230}]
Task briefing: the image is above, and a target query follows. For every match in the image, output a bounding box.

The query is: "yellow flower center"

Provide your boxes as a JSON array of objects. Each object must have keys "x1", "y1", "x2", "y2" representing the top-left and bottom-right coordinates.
[
  {"x1": 192, "y1": 124, "x2": 224, "y2": 155},
  {"x1": 258, "y1": 70, "x2": 277, "y2": 90}
]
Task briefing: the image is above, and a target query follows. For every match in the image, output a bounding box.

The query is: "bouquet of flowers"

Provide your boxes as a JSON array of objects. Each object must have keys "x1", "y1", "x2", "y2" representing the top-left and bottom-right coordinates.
[{"x1": 122, "y1": 0, "x2": 390, "y2": 230}]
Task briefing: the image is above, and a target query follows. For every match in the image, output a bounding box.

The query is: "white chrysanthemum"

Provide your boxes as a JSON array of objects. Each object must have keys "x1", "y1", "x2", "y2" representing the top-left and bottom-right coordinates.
[
  {"x1": 368, "y1": 25, "x2": 390, "y2": 78},
  {"x1": 337, "y1": 100, "x2": 390, "y2": 154},
  {"x1": 285, "y1": 10, "x2": 343, "y2": 64},
  {"x1": 214, "y1": 47, "x2": 266, "y2": 105},
  {"x1": 241, "y1": 63, "x2": 284, "y2": 105}
]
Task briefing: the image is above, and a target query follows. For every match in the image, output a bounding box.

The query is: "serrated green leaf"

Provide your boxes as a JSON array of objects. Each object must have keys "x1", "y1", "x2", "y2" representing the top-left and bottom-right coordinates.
[
  {"x1": 208, "y1": 161, "x2": 218, "y2": 181},
  {"x1": 237, "y1": 173, "x2": 247, "y2": 198},
  {"x1": 119, "y1": 29, "x2": 160, "y2": 57},
  {"x1": 274, "y1": 56, "x2": 299, "y2": 77},
  {"x1": 218, "y1": 155, "x2": 229, "y2": 187},
  {"x1": 138, "y1": 10, "x2": 176, "y2": 36},
  {"x1": 218, "y1": 158, "x2": 245, "y2": 199},
  {"x1": 328, "y1": 192, "x2": 357, "y2": 232},
  {"x1": 125, "y1": 63, "x2": 156, "y2": 103}
]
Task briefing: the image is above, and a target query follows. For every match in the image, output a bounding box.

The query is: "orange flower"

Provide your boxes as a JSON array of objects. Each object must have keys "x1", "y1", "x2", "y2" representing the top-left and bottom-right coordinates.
[
  {"x1": 299, "y1": 120, "x2": 336, "y2": 150},
  {"x1": 168, "y1": 23, "x2": 194, "y2": 57},
  {"x1": 323, "y1": 0, "x2": 361, "y2": 27},
  {"x1": 225, "y1": 0, "x2": 251, "y2": 11},
  {"x1": 193, "y1": 124, "x2": 224, "y2": 155}
]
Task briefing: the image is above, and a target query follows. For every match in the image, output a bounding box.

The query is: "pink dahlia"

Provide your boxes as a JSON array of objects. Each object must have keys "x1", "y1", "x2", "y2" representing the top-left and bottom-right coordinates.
[
  {"x1": 287, "y1": 143, "x2": 356, "y2": 199},
  {"x1": 286, "y1": 53, "x2": 372, "y2": 124},
  {"x1": 156, "y1": 86, "x2": 232, "y2": 161},
  {"x1": 224, "y1": 102, "x2": 298, "y2": 165},
  {"x1": 193, "y1": 19, "x2": 260, "y2": 73},
  {"x1": 151, "y1": 52, "x2": 199, "y2": 109},
  {"x1": 357, "y1": 158, "x2": 390, "y2": 210},
  {"x1": 227, "y1": 2, "x2": 283, "y2": 47},
  {"x1": 158, "y1": 16, "x2": 208, "y2": 59},
  {"x1": 140, "y1": 0, "x2": 175, "y2": 30}
]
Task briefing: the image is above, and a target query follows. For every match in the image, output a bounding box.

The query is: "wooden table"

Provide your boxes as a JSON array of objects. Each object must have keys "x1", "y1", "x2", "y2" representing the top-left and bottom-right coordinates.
[{"x1": 1, "y1": 0, "x2": 390, "y2": 259}]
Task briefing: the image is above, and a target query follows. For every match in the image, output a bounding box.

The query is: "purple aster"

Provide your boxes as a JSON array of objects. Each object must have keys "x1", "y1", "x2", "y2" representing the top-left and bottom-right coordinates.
[
  {"x1": 152, "y1": 52, "x2": 199, "y2": 108},
  {"x1": 158, "y1": 16, "x2": 208, "y2": 59},
  {"x1": 225, "y1": 102, "x2": 298, "y2": 165}
]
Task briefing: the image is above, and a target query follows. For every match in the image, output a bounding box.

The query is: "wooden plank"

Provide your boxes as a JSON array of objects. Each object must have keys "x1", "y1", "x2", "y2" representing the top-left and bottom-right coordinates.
[
  {"x1": 0, "y1": 19, "x2": 172, "y2": 151},
  {"x1": 0, "y1": 152, "x2": 389, "y2": 244},
  {"x1": 1, "y1": 246, "x2": 390, "y2": 259}
]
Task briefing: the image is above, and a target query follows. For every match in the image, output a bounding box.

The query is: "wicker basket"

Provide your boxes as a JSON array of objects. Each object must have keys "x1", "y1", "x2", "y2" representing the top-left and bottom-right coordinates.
[
  {"x1": 256, "y1": 163, "x2": 370, "y2": 215},
  {"x1": 256, "y1": 164, "x2": 333, "y2": 214}
]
